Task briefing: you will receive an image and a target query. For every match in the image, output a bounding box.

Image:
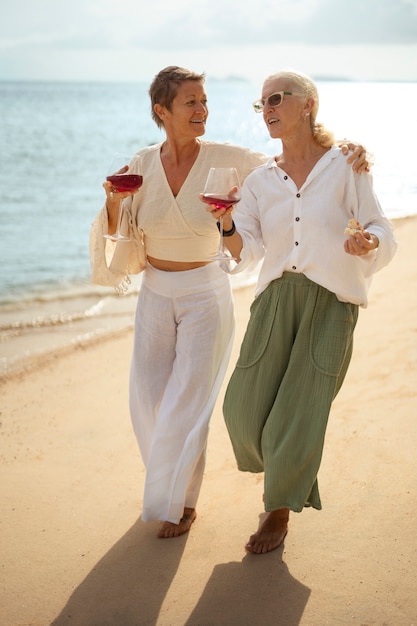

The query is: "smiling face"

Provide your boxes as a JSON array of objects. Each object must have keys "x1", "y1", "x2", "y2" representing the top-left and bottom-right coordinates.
[
  {"x1": 155, "y1": 80, "x2": 208, "y2": 140},
  {"x1": 261, "y1": 77, "x2": 307, "y2": 140}
]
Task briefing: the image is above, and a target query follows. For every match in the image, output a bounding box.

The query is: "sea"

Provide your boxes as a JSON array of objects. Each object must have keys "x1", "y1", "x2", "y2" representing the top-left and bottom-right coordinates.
[{"x1": 1, "y1": 79, "x2": 416, "y2": 377}]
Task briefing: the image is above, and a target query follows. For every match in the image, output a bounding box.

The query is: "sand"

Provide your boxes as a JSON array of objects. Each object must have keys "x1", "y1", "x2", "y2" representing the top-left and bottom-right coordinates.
[{"x1": 1, "y1": 216, "x2": 416, "y2": 626}]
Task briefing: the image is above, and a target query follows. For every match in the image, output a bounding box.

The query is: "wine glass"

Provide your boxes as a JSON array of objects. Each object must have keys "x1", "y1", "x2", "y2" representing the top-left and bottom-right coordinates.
[
  {"x1": 201, "y1": 167, "x2": 241, "y2": 261},
  {"x1": 103, "y1": 152, "x2": 143, "y2": 242}
]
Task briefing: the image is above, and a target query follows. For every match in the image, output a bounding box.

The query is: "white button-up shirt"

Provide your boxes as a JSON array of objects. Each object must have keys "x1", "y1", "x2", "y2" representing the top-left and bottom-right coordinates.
[{"x1": 231, "y1": 146, "x2": 397, "y2": 307}]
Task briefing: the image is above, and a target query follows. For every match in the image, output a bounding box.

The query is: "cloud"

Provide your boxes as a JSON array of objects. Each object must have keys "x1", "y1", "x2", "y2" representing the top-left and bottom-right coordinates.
[
  {"x1": 0, "y1": 0, "x2": 416, "y2": 82},
  {"x1": 99, "y1": 0, "x2": 417, "y2": 48},
  {"x1": 1, "y1": 0, "x2": 417, "y2": 54},
  {"x1": 299, "y1": 0, "x2": 417, "y2": 44}
]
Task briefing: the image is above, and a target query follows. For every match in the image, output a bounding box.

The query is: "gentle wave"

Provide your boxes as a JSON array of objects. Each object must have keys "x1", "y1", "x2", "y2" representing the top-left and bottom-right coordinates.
[{"x1": 0, "y1": 268, "x2": 263, "y2": 377}]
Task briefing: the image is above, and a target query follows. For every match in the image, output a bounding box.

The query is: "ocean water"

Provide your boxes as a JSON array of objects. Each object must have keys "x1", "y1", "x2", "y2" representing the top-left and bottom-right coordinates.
[{"x1": 0, "y1": 79, "x2": 416, "y2": 375}]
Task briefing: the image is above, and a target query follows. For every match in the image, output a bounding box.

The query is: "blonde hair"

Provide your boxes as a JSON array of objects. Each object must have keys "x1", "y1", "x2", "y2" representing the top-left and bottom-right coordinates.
[{"x1": 266, "y1": 70, "x2": 334, "y2": 148}]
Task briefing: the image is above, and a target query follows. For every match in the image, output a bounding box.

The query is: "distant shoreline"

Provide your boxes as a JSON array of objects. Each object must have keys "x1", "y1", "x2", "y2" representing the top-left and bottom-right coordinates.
[{"x1": 1, "y1": 77, "x2": 416, "y2": 86}]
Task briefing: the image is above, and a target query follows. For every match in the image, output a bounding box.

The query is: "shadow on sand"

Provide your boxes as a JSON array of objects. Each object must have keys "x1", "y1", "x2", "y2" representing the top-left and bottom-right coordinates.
[
  {"x1": 51, "y1": 516, "x2": 310, "y2": 626},
  {"x1": 51, "y1": 518, "x2": 188, "y2": 625},
  {"x1": 184, "y1": 545, "x2": 311, "y2": 626}
]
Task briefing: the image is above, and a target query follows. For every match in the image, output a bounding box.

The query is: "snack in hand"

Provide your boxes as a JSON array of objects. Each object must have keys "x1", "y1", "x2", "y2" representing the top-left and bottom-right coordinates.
[{"x1": 344, "y1": 218, "x2": 364, "y2": 236}]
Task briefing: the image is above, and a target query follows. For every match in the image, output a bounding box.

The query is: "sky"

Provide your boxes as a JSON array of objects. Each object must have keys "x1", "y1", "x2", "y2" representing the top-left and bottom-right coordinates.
[{"x1": 1, "y1": 0, "x2": 417, "y2": 84}]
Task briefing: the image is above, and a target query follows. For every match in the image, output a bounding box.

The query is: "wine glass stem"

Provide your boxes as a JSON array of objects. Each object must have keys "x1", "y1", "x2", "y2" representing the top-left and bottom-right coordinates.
[
  {"x1": 218, "y1": 215, "x2": 226, "y2": 256},
  {"x1": 115, "y1": 200, "x2": 125, "y2": 237}
]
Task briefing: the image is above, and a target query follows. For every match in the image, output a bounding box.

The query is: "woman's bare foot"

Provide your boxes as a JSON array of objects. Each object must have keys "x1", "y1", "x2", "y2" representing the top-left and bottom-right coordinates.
[
  {"x1": 157, "y1": 508, "x2": 197, "y2": 539},
  {"x1": 245, "y1": 508, "x2": 289, "y2": 554}
]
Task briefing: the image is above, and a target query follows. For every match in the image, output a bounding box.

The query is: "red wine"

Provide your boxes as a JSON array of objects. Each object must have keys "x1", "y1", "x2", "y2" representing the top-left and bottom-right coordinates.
[
  {"x1": 106, "y1": 174, "x2": 143, "y2": 192},
  {"x1": 202, "y1": 193, "x2": 241, "y2": 209}
]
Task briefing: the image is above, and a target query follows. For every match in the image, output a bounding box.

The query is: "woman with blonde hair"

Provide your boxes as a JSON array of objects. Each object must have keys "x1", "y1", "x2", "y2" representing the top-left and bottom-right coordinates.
[{"x1": 205, "y1": 69, "x2": 397, "y2": 554}]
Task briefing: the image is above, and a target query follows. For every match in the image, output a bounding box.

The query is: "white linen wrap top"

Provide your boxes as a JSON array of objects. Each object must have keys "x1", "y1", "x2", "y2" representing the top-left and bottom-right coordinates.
[{"x1": 90, "y1": 141, "x2": 266, "y2": 292}]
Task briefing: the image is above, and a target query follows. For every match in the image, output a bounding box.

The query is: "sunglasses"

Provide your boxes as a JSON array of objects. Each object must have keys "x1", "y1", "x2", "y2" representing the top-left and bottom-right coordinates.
[{"x1": 252, "y1": 91, "x2": 304, "y2": 113}]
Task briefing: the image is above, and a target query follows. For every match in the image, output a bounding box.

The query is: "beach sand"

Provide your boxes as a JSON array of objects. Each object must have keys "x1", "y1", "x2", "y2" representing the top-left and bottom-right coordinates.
[{"x1": 1, "y1": 216, "x2": 416, "y2": 626}]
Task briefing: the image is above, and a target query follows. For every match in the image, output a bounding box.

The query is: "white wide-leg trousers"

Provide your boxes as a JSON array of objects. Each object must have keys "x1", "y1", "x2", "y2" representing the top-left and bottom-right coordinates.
[{"x1": 129, "y1": 263, "x2": 235, "y2": 524}]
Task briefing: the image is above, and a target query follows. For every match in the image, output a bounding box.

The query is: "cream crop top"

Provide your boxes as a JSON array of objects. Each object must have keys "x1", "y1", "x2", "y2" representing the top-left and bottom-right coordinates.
[{"x1": 126, "y1": 141, "x2": 267, "y2": 262}]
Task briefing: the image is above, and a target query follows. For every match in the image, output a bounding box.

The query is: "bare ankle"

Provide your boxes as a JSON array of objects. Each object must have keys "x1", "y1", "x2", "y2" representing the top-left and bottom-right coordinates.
[{"x1": 269, "y1": 507, "x2": 290, "y2": 523}]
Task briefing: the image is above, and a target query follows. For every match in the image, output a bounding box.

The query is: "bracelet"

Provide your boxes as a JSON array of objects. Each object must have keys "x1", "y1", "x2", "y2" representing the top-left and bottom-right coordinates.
[{"x1": 217, "y1": 220, "x2": 236, "y2": 237}]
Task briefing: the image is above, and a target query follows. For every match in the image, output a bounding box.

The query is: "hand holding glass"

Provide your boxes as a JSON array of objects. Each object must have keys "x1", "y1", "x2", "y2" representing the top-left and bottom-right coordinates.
[
  {"x1": 104, "y1": 153, "x2": 143, "y2": 242},
  {"x1": 201, "y1": 167, "x2": 241, "y2": 261}
]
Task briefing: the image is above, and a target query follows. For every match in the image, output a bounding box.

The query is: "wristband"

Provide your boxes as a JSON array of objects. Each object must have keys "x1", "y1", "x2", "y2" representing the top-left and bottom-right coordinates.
[{"x1": 217, "y1": 220, "x2": 236, "y2": 237}]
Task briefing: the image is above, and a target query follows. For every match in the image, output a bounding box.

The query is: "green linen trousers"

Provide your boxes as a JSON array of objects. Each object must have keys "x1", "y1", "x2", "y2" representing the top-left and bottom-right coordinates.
[{"x1": 223, "y1": 272, "x2": 359, "y2": 513}]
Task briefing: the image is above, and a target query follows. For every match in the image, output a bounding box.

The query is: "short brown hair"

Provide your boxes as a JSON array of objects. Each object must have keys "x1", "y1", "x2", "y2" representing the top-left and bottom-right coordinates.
[{"x1": 149, "y1": 66, "x2": 206, "y2": 128}]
